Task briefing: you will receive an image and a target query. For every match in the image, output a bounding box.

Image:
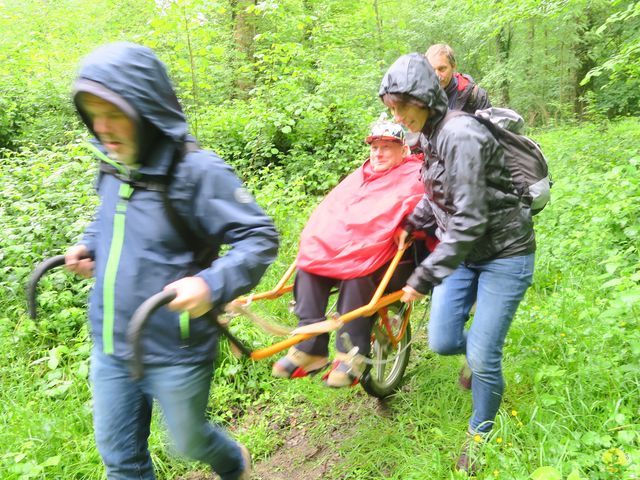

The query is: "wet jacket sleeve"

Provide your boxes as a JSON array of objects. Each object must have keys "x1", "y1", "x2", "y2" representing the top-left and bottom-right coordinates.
[
  {"x1": 192, "y1": 159, "x2": 279, "y2": 306},
  {"x1": 80, "y1": 219, "x2": 98, "y2": 257},
  {"x1": 404, "y1": 195, "x2": 437, "y2": 235},
  {"x1": 407, "y1": 117, "x2": 497, "y2": 292},
  {"x1": 79, "y1": 169, "x2": 106, "y2": 257},
  {"x1": 471, "y1": 85, "x2": 491, "y2": 111}
]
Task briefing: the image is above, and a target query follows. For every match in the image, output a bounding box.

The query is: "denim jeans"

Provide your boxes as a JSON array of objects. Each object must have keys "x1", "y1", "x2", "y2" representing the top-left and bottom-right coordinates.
[
  {"x1": 428, "y1": 254, "x2": 535, "y2": 433},
  {"x1": 90, "y1": 348, "x2": 246, "y2": 480}
]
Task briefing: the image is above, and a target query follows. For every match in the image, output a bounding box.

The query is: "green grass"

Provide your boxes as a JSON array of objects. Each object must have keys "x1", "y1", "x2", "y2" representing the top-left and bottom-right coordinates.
[{"x1": 1, "y1": 119, "x2": 638, "y2": 479}]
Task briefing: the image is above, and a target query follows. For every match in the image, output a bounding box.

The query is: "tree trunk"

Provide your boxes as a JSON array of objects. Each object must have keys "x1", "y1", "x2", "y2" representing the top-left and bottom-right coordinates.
[
  {"x1": 572, "y1": 10, "x2": 598, "y2": 118},
  {"x1": 231, "y1": 0, "x2": 256, "y2": 95},
  {"x1": 373, "y1": 0, "x2": 383, "y2": 54},
  {"x1": 495, "y1": 23, "x2": 512, "y2": 106}
]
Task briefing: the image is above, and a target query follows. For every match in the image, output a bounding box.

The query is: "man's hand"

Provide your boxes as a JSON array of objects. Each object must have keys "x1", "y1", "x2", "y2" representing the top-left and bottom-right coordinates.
[
  {"x1": 394, "y1": 227, "x2": 411, "y2": 250},
  {"x1": 164, "y1": 277, "x2": 213, "y2": 318},
  {"x1": 65, "y1": 244, "x2": 94, "y2": 278},
  {"x1": 401, "y1": 285, "x2": 425, "y2": 303}
]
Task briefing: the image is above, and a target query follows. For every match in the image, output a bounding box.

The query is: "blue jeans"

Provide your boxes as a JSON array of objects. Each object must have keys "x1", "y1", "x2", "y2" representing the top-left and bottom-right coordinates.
[
  {"x1": 428, "y1": 254, "x2": 535, "y2": 433},
  {"x1": 90, "y1": 348, "x2": 246, "y2": 480}
]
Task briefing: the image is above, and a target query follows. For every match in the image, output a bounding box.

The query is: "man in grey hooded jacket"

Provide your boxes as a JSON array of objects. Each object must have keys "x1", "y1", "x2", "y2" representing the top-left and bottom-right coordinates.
[
  {"x1": 379, "y1": 53, "x2": 535, "y2": 473},
  {"x1": 65, "y1": 42, "x2": 278, "y2": 480}
]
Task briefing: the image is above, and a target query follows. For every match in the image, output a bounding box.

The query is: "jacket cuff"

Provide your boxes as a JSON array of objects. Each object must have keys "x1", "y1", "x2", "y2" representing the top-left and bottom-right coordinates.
[
  {"x1": 401, "y1": 218, "x2": 416, "y2": 234},
  {"x1": 407, "y1": 266, "x2": 439, "y2": 294}
]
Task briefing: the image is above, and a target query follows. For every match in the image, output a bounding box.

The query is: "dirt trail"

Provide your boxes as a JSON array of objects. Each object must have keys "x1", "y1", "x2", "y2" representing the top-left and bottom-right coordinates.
[{"x1": 177, "y1": 394, "x2": 392, "y2": 480}]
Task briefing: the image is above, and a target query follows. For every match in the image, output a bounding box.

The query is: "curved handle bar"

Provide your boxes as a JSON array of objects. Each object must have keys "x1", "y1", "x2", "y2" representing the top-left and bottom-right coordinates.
[
  {"x1": 127, "y1": 291, "x2": 253, "y2": 380},
  {"x1": 26, "y1": 255, "x2": 67, "y2": 320},
  {"x1": 127, "y1": 290, "x2": 177, "y2": 380}
]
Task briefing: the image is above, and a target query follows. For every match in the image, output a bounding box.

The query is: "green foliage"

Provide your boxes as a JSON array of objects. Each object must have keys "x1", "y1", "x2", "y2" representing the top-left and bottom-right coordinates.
[
  {"x1": 2, "y1": 115, "x2": 639, "y2": 479},
  {"x1": 581, "y1": 1, "x2": 640, "y2": 117},
  {"x1": 0, "y1": 1, "x2": 639, "y2": 478},
  {"x1": 2, "y1": 0, "x2": 637, "y2": 172}
]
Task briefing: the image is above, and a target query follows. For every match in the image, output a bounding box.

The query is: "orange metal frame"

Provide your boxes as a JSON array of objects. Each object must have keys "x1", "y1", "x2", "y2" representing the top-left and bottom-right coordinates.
[
  {"x1": 231, "y1": 245, "x2": 411, "y2": 361},
  {"x1": 377, "y1": 303, "x2": 411, "y2": 348}
]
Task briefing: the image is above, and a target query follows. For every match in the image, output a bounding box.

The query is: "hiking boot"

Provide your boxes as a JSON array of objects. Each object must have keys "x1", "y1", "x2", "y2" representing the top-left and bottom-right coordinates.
[
  {"x1": 324, "y1": 351, "x2": 365, "y2": 388},
  {"x1": 456, "y1": 431, "x2": 485, "y2": 476},
  {"x1": 459, "y1": 363, "x2": 472, "y2": 390},
  {"x1": 238, "y1": 443, "x2": 252, "y2": 480},
  {"x1": 271, "y1": 347, "x2": 329, "y2": 379}
]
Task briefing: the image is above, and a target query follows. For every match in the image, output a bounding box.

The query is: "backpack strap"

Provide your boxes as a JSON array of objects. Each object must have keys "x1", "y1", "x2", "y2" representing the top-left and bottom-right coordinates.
[
  {"x1": 98, "y1": 163, "x2": 167, "y2": 192},
  {"x1": 432, "y1": 110, "x2": 468, "y2": 144},
  {"x1": 162, "y1": 141, "x2": 219, "y2": 268},
  {"x1": 96, "y1": 140, "x2": 217, "y2": 268},
  {"x1": 470, "y1": 84, "x2": 479, "y2": 106}
]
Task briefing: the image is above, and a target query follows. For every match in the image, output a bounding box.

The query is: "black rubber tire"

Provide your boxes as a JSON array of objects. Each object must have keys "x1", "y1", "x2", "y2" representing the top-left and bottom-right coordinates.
[{"x1": 360, "y1": 304, "x2": 412, "y2": 398}]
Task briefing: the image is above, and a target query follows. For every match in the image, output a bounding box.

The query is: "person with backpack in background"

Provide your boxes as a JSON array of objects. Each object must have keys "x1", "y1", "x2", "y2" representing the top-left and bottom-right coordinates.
[
  {"x1": 379, "y1": 53, "x2": 535, "y2": 474},
  {"x1": 406, "y1": 43, "x2": 491, "y2": 154},
  {"x1": 426, "y1": 43, "x2": 491, "y2": 113},
  {"x1": 64, "y1": 42, "x2": 279, "y2": 480}
]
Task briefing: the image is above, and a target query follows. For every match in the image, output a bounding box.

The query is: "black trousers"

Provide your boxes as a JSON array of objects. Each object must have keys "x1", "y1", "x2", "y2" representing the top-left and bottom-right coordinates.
[
  {"x1": 293, "y1": 268, "x2": 381, "y2": 356},
  {"x1": 292, "y1": 249, "x2": 420, "y2": 357}
]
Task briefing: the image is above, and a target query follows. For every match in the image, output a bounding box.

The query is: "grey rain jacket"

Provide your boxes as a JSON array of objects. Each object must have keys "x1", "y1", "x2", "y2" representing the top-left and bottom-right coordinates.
[
  {"x1": 379, "y1": 53, "x2": 535, "y2": 292},
  {"x1": 73, "y1": 42, "x2": 279, "y2": 363}
]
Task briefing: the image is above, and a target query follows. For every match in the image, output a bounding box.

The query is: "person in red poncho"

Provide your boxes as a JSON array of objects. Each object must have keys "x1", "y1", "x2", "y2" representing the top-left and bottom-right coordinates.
[{"x1": 272, "y1": 120, "x2": 425, "y2": 387}]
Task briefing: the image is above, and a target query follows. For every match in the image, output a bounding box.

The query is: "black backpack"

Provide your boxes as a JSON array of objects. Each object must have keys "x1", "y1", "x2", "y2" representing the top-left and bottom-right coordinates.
[{"x1": 440, "y1": 107, "x2": 551, "y2": 215}]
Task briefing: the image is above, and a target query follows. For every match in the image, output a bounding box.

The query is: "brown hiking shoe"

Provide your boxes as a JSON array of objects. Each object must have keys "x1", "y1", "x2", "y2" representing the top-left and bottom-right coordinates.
[
  {"x1": 456, "y1": 431, "x2": 485, "y2": 476},
  {"x1": 459, "y1": 364, "x2": 472, "y2": 390},
  {"x1": 324, "y1": 351, "x2": 365, "y2": 388},
  {"x1": 238, "y1": 443, "x2": 252, "y2": 480}
]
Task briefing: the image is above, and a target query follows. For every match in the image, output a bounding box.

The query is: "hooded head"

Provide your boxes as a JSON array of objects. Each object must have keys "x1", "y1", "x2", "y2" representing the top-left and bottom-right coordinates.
[
  {"x1": 378, "y1": 53, "x2": 448, "y2": 134},
  {"x1": 73, "y1": 42, "x2": 188, "y2": 173}
]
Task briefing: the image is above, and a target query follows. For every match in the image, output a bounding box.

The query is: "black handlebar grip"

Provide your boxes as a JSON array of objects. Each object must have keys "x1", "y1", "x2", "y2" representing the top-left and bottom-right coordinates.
[
  {"x1": 127, "y1": 290, "x2": 177, "y2": 380},
  {"x1": 26, "y1": 255, "x2": 66, "y2": 320}
]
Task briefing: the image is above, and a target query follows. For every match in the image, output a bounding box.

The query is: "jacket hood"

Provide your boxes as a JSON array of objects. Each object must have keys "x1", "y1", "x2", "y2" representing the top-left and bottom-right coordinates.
[
  {"x1": 379, "y1": 53, "x2": 448, "y2": 133},
  {"x1": 73, "y1": 42, "x2": 188, "y2": 174}
]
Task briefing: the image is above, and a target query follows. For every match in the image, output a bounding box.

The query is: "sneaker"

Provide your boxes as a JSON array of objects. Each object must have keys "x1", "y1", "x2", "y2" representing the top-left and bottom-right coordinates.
[
  {"x1": 456, "y1": 431, "x2": 485, "y2": 476},
  {"x1": 324, "y1": 351, "x2": 365, "y2": 388},
  {"x1": 271, "y1": 347, "x2": 329, "y2": 379}
]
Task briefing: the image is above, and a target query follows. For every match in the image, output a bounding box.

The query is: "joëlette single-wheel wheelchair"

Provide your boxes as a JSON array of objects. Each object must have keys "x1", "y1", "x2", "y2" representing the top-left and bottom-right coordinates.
[{"x1": 27, "y1": 244, "x2": 423, "y2": 398}]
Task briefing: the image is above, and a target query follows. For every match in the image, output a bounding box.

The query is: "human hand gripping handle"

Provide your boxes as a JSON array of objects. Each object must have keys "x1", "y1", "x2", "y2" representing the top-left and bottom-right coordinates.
[
  {"x1": 393, "y1": 227, "x2": 426, "y2": 302},
  {"x1": 164, "y1": 276, "x2": 213, "y2": 318},
  {"x1": 401, "y1": 285, "x2": 425, "y2": 303},
  {"x1": 64, "y1": 244, "x2": 95, "y2": 278},
  {"x1": 394, "y1": 227, "x2": 412, "y2": 250}
]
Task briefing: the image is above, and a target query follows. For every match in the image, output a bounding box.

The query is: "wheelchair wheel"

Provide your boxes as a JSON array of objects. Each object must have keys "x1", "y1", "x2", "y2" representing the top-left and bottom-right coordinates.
[{"x1": 360, "y1": 302, "x2": 412, "y2": 398}]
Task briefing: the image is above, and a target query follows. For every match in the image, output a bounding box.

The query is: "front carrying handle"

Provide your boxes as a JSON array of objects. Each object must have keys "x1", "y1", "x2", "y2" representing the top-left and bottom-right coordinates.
[
  {"x1": 26, "y1": 255, "x2": 67, "y2": 320},
  {"x1": 127, "y1": 290, "x2": 253, "y2": 380},
  {"x1": 127, "y1": 290, "x2": 177, "y2": 380}
]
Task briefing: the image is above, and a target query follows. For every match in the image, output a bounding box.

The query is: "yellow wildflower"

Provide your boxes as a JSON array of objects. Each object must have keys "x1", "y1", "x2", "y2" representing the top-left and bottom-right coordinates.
[{"x1": 603, "y1": 448, "x2": 629, "y2": 466}]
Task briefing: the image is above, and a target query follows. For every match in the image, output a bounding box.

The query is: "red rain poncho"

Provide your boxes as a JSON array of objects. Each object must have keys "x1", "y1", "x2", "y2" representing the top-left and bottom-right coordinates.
[{"x1": 296, "y1": 154, "x2": 425, "y2": 279}]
